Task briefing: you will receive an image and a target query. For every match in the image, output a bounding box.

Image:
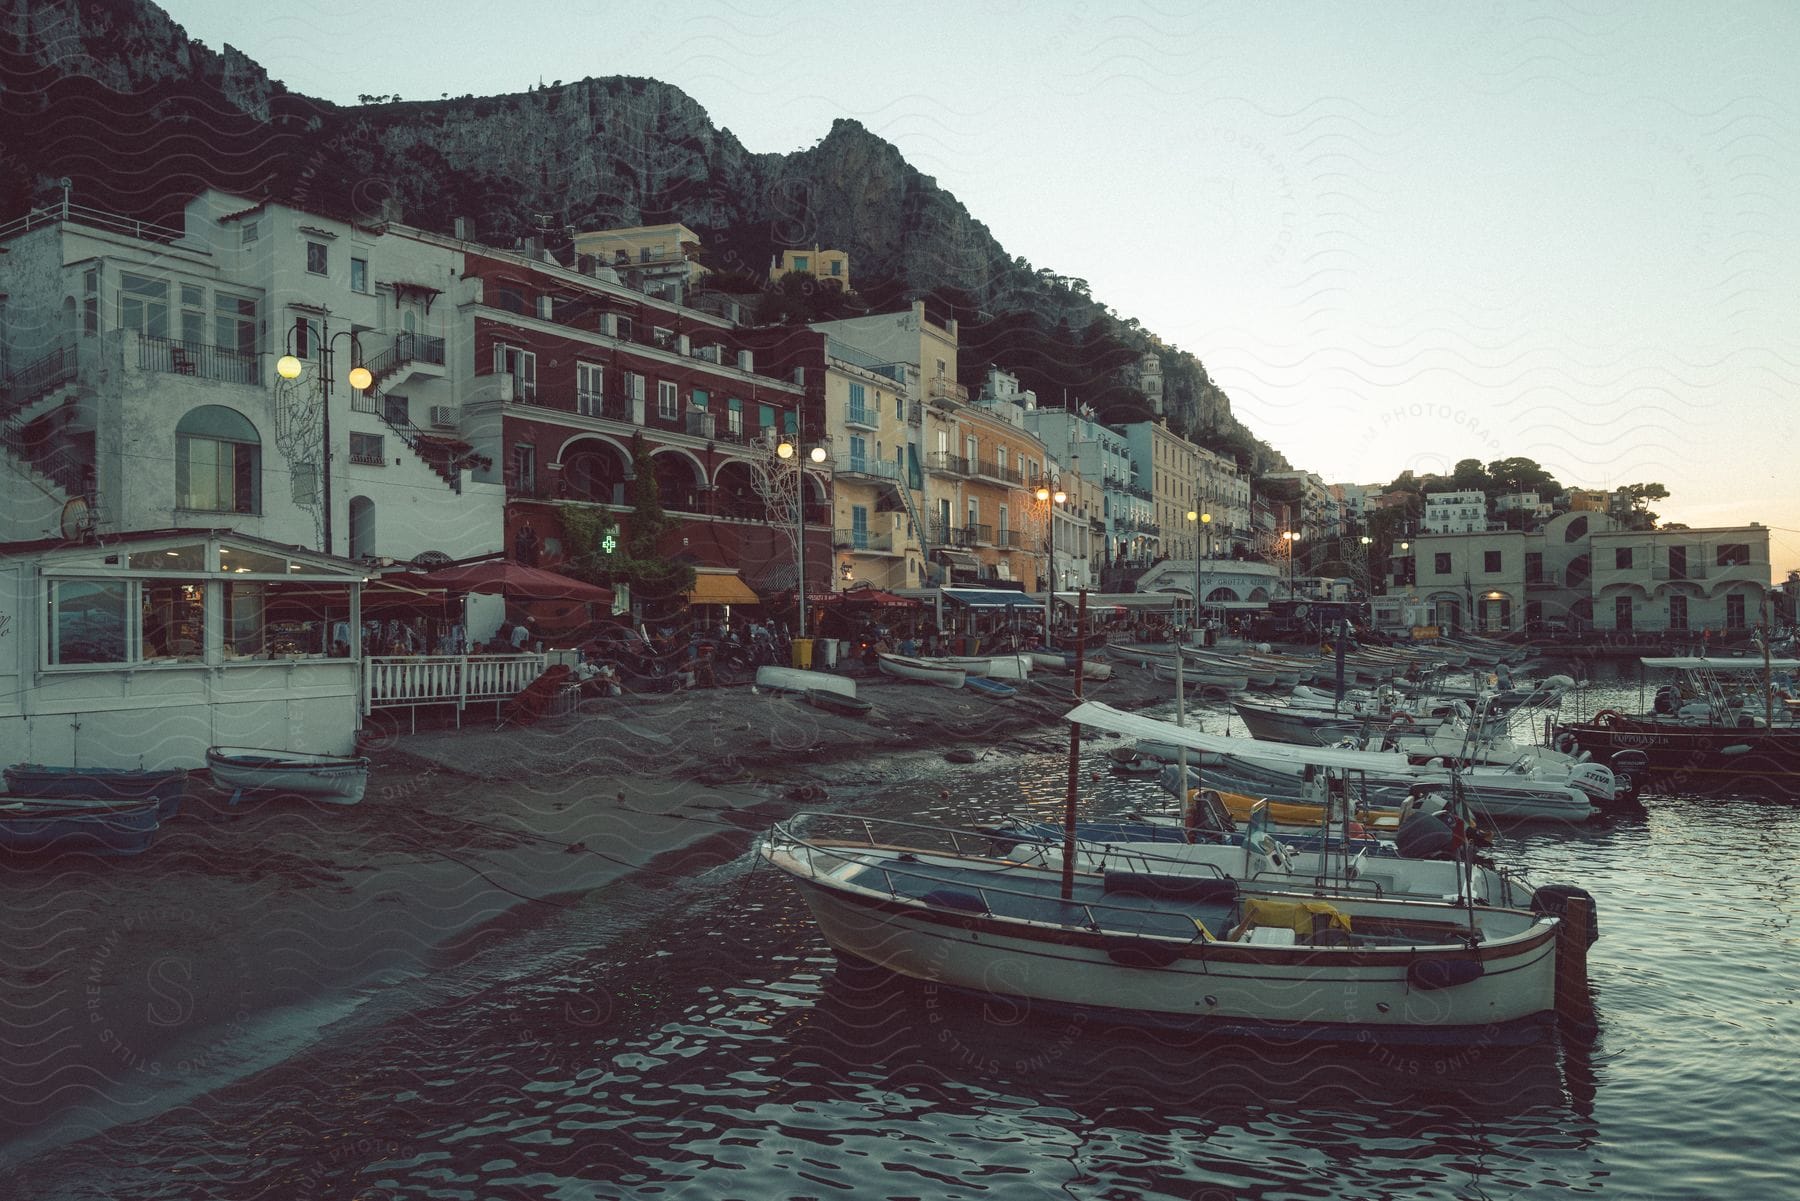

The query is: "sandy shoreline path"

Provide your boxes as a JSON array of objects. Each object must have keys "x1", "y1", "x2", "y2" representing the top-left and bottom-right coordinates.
[{"x1": 0, "y1": 667, "x2": 1171, "y2": 1162}]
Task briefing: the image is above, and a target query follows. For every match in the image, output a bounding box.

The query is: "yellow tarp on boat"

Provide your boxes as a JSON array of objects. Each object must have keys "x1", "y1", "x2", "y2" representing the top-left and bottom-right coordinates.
[{"x1": 1239, "y1": 898, "x2": 1353, "y2": 942}]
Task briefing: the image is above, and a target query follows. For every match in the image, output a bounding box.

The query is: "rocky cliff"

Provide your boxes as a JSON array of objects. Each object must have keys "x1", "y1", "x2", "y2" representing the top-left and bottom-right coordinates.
[{"x1": 1, "y1": 0, "x2": 1283, "y2": 471}]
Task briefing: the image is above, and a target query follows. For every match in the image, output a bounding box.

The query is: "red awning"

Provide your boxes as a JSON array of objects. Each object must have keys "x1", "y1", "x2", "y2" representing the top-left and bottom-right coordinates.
[
  {"x1": 416, "y1": 561, "x2": 612, "y2": 604},
  {"x1": 820, "y1": 588, "x2": 922, "y2": 608}
]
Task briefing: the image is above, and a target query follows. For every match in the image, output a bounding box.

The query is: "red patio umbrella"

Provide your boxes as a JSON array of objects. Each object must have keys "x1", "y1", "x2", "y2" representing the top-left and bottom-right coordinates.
[{"x1": 415, "y1": 561, "x2": 613, "y2": 604}]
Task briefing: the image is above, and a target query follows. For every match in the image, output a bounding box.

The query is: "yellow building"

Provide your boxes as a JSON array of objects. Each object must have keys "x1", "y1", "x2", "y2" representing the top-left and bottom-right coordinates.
[
  {"x1": 572, "y1": 223, "x2": 708, "y2": 301},
  {"x1": 771, "y1": 245, "x2": 851, "y2": 292},
  {"x1": 823, "y1": 340, "x2": 917, "y2": 589}
]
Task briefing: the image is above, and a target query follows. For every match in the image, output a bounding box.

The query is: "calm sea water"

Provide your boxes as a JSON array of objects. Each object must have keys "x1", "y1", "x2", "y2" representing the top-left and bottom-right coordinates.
[{"x1": 15, "y1": 661, "x2": 1800, "y2": 1200}]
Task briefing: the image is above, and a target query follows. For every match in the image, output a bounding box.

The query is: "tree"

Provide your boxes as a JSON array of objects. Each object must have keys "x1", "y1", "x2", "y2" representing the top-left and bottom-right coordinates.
[
  {"x1": 1485, "y1": 456, "x2": 1561, "y2": 499},
  {"x1": 559, "y1": 437, "x2": 694, "y2": 617},
  {"x1": 1451, "y1": 458, "x2": 1491, "y2": 492},
  {"x1": 1618, "y1": 482, "x2": 1670, "y2": 530}
]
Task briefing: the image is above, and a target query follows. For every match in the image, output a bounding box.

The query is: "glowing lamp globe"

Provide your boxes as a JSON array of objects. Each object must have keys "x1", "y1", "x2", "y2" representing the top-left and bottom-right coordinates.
[
  {"x1": 776, "y1": 442, "x2": 795, "y2": 460},
  {"x1": 1035, "y1": 487, "x2": 1050, "y2": 502},
  {"x1": 808, "y1": 446, "x2": 827, "y2": 464},
  {"x1": 276, "y1": 355, "x2": 303, "y2": 380},
  {"x1": 347, "y1": 365, "x2": 373, "y2": 391}
]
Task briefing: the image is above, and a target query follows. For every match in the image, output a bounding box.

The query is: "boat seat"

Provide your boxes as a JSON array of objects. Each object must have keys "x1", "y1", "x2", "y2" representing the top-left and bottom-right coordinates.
[{"x1": 1242, "y1": 926, "x2": 1297, "y2": 946}]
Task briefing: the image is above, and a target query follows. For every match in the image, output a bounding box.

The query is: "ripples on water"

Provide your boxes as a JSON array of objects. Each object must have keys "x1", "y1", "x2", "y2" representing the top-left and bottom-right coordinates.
[{"x1": 17, "y1": 662, "x2": 1800, "y2": 1200}]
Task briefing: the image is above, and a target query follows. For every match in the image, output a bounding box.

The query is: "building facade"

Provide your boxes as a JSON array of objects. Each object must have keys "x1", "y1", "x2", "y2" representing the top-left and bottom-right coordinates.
[
  {"x1": 570, "y1": 224, "x2": 708, "y2": 303},
  {"x1": 1422, "y1": 490, "x2": 1489, "y2": 534},
  {"x1": 770, "y1": 246, "x2": 851, "y2": 292},
  {"x1": 1119, "y1": 420, "x2": 1200, "y2": 560}
]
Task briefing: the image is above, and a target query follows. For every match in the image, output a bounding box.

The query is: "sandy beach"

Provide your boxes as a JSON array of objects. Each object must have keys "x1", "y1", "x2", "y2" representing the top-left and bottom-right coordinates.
[{"x1": 0, "y1": 663, "x2": 1173, "y2": 1161}]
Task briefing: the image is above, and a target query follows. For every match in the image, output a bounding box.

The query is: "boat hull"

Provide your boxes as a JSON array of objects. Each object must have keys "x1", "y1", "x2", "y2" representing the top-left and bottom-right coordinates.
[
  {"x1": 877, "y1": 654, "x2": 966, "y2": 689},
  {"x1": 4, "y1": 765, "x2": 187, "y2": 820},
  {"x1": 774, "y1": 851, "x2": 1558, "y2": 1039},
  {"x1": 1559, "y1": 717, "x2": 1800, "y2": 783},
  {"x1": 755, "y1": 666, "x2": 858, "y2": 699},
  {"x1": 205, "y1": 748, "x2": 370, "y2": 805},
  {"x1": 0, "y1": 799, "x2": 160, "y2": 856}
]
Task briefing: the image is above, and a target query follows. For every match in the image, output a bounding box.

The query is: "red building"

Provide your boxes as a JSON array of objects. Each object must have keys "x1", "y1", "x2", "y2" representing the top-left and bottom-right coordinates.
[{"x1": 452, "y1": 248, "x2": 834, "y2": 600}]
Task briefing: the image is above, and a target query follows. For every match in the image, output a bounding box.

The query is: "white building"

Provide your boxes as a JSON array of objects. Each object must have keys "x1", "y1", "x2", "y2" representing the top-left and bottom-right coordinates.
[
  {"x1": 0, "y1": 191, "x2": 505, "y2": 565},
  {"x1": 1422, "y1": 490, "x2": 1488, "y2": 534}
]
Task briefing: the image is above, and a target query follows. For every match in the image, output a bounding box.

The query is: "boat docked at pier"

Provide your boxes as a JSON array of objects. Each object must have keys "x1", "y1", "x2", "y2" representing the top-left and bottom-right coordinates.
[
  {"x1": 760, "y1": 811, "x2": 1575, "y2": 1042},
  {"x1": 1554, "y1": 656, "x2": 1800, "y2": 787}
]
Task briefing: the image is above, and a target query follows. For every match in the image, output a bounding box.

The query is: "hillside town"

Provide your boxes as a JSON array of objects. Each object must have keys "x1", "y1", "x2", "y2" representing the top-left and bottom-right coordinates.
[{"x1": 0, "y1": 189, "x2": 1784, "y2": 767}]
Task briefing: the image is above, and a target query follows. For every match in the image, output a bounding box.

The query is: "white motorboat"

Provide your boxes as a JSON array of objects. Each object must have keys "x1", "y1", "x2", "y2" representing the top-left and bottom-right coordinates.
[
  {"x1": 205, "y1": 747, "x2": 370, "y2": 805},
  {"x1": 754, "y1": 666, "x2": 859, "y2": 699},
  {"x1": 877, "y1": 653, "x2": 966, "y2": 689},
  {"x1": 1153, "y1": 661, "x2": 1251, "y2": 691},
  {"x1": 937, "y1": 654, "x2": 1034, "y2": 680},
  {"x1": 762, "y1": 812, "x2": 1572, "y2": 1042}
]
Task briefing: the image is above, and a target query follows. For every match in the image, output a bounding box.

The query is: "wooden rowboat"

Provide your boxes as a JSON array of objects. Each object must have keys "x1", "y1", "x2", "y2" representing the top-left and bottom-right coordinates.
[
  {"x1": 4, "y1": 764, "x2": 187, "y2": 821},
  {"x1": 804, "y1": 689, "x2": 873, "y2": 717},
  {"x1": 205, "y1": 747, "x2": 371, "y2": 805},
  {"x1": 877, "y1": 654, "x2": 966, "y2": 689},
  {"x1": 0, "y1": 797, "x2": 161, "y2": 856},
  {"x1": 755, "y1": 666, "x2": 858, "y2": 699}
]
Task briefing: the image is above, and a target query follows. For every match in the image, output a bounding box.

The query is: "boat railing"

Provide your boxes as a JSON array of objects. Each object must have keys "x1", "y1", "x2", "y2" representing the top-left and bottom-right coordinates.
[{"x1": 772, "y1": 814, "x2": 1216, "y2": 939}]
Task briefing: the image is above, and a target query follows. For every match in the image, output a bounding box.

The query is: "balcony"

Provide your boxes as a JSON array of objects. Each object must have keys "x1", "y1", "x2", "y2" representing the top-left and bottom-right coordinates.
[
  {"x1": 960, "y1": 523, "x2": 994, "y2": 547},
  {"x1": 836, "y1": 528, "x2": 897, "y2": 553},
  {"x1": 995, "y1": 529, "x2": 1025, "y2": 549},
  {"x1": 926, "y1": 450, "x2": 970, "y2": 477},
  {"x1": 844, "y1": 404, "x2": 879, "y2": 430},
  {"x1": 138, "y1": 336, "x2": 261, "y2": 386},
  {"x1": 926, "y1": 377, "x2": 969, "y2": 405},
  {"x1": 839, "y1": 456, "x2": 902, "y2": 482},
  {"x1": 685, "y1": 410, "x2": 715, "y2": 439}
]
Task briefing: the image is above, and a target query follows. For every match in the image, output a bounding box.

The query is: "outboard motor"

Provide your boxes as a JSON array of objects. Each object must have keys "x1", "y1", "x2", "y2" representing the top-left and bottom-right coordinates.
[
  {"x1": 1607, "y1": 750, "x2": 1649, "y2": 803},
  {"x1": 1394, "y1": 808, "x2": 1459, "y2": 859},
  {"x1": 1531, "y1": 883, "x2": 1600, "y2": 946},
  {"x1": 1653, "y1": 684, "x2": 1680, "y2": 716}
]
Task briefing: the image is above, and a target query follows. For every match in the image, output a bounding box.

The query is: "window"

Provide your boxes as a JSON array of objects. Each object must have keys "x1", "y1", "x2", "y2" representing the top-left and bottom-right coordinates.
[
  {"x1": 657, "y1": 380, "x2": 678, "y2": 420},
  {"x1": 306, "y1": 241, "x2": 328, "y2": 275},
  {"x1": 1484, "y1": 550, "x2": 1502, "y2": 573},
  {"x1": 652, "y1": 326, "x2": 675, "y2": 349},
  {"x1": 848, "y1": 435, "x2": 867, "y2": 473},
  {"x1": 830, "y1": 259, "x2": 842, "y2": 277},
  {"x1": 214, "y1": 294, "x2": 256, "y2": 357},
  {"x1": 614, "y1": 315, "x2": 633, "y2": 342},
  {"x1": 691, "y1": 388, "x2": 708, "y2": 410},
  {"x1": 241, "y1": 220, "x2": 259, "y2": 245},
  {"x1": 1668, "y1": 546, "x2": 1688, "y2": 580},
  {"x1": 727, "y1": 397, "x2": 743, "y2": 435},
  {"x1": 493, "y1": 343, "x2": 536, "y2": 401},
  {"x1": 497, "y1": 285, "x2": 531, "y2": 315},
  {"x1": 82, "y1": 268, "x2": 98, "y2": 336},
  {"x1": 759, "y1": 402, "x2": 776, "y2": 435},
  {"x1": 1717, "y1": 544, "x2": 1749, "y2": 567},
  {"x1": 143, "y1": 581, "x2": 204, "y2": 661},
  {"x1": 1434, "y1": 553, "x2": 1452, "y2": 576},
  {"x1": 1525, "y1": 551, "x2": 1543, "y2": 583},
  {"x1": 1726, "y1": 593, "x2": 1747, "y2": 628},
  {"x1": 511, "y1": 444, "x2": 537, "y2": 493},
  {"x1": 1668, "y1": 594, "x2": 1688, "y2": 630},
  {"x1": 49, "y1": 580, "x2": 129, "y2": 665},
  {"x1": 1611, "y1": 546, "x2": 1632, "y2": 569},
  {"x1": 119, "y1": 273, "x2": 168, "y2": 337},
  {"x1": 349, "y1": 432, "x2": 385, "y2": 465},
  {"x1": 576, "y1": 362, "x2": 604, "y2": 416},
  {"x1": 850, "y1": 504, "x2": 869, "y2": 548},
  {"x1": 625, "y1": 372, "x2": 646, "y2": 404},
  {"x1": 176, "y1": 405, "x2": 260, "y2": 513},
  {"x1": 292, "y1": 461, "x2": 318, "y2": 505},
  {"x1": 294, "y1": 315, "x2": 321, "y2": 360},
  {"x1": 794, "y1": 255, "x2": 809, "y2": 271},
  {"x1": 350, "y1": 258, "x2": 368, "y2": 293}
]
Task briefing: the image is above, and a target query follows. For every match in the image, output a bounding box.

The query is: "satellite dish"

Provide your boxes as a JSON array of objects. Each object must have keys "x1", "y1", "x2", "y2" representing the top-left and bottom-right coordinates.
[{"x1": 59, "y1": 496, "x2": 94, "y2": 541}]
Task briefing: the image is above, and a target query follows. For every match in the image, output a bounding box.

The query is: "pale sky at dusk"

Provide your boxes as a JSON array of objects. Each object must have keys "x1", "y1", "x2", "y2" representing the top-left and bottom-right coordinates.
[{"x1": 161, "y1": 1, "x2": 1800, "y2": 575}]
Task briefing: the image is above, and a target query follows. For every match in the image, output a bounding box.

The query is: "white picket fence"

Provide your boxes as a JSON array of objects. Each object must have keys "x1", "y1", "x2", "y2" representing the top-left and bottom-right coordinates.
[{"x1": 362, "y1": 654, "x2": 549, "y2": 724}]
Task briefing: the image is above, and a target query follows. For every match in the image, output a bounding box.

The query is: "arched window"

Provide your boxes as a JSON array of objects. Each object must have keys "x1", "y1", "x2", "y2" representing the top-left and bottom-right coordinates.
[
  {"x1": 176, "y1": 405, "x2": 260, "y2": 513},
  {"x1": 348, "y1": 496, "x2": 376, "y2": 559}
]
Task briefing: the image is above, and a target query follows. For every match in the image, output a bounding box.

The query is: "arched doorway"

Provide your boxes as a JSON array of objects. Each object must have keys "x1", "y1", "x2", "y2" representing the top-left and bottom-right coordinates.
[
  {"x1": 560, "y1": 437, "x2": 629, "y2": 504},
  {"x1": 650, "y1": 449, "x2": 705, "y2": 513},
  {"x1": 713, "y1": 460, "x2": 763, "y2": 519},
  {"x1": 348, "y1": 496, "x2": 376, "y2": 559},
  {"x1": 1205, "y1": 586, "x2": 1239, "y2": 603}
]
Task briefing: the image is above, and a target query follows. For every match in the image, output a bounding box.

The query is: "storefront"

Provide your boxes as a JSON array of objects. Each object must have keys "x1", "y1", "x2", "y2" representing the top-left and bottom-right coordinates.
[{"x1": 0, "y1": 530, "x2": 367, "y2": 769}]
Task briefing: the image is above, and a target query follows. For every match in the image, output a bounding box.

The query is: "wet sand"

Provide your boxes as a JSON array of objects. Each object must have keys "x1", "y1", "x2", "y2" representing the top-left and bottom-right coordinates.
[{"x1": 0, "y1": 665, "x2": 1173, "y2": 1160}]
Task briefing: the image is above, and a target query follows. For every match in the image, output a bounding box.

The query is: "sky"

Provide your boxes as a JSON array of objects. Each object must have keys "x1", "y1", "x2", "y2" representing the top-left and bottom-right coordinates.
[{"x1": 161, "y1": 1, "x2": 1800, "y2": 574}]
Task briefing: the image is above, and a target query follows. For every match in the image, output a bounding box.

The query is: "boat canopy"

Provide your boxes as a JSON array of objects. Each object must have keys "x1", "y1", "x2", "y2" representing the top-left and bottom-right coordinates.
[
  {"x1": 1063, "y1": 701, "x2": 1443, "y2": 777},
  {"x1": 1640, "y1": 657, "x2": 1800, "y2": 672}
]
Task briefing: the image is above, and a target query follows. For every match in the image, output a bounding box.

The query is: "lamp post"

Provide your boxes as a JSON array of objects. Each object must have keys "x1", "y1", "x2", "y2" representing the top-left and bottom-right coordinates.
[
  {"x1": 775, "y1": 438, "x2": 828, "y2": 639},
  {"x1": 1283, "y1": 530, "x2": 1301, "y2": 600},
  {"x1": 1037, "y1": 484, "x2": 1067, "y2": 648},
  {"x1": 1187, "y1": 508, "x2": 1212, "y2": 643},
  {"x1": 276, "y1": 320, "x2": 368, "y2": 556}
]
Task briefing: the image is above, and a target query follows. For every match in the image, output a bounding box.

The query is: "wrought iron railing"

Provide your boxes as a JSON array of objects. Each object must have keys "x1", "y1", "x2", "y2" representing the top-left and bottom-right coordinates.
[
  {"x1": 0, "y1": 339, "x2": 79, "y2": 418},
  {"x1": 845, "y1": 404, "x2": 878, "y2": 428},
  {"x1": 138, "y1": 336, "x2": 261, "y2": 386},
  {"x1": 836, "y1": 528, "x2": 895, "y2": 552},
  {"x1": 926, "y1": 451, "x2": 970, "y2": 476}
]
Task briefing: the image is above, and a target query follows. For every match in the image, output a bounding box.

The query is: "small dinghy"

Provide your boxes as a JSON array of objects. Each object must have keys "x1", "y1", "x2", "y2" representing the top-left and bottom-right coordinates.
[
  {"x1": 965, "y1": 676, "x2": 1017, "y2": 700},
  {"x1": 804, "y1": 689, "x2": 873, "y2": 717},
  {"x1": 205, "y1": 747, "x2": 371, "y2": 805},
  {"x1": 0, "y1": 797, "x2": 161, "y2": 857},
  {"x1": 4, "y1": 764, "x2": 188, "y2": 821},
  {"x1": 877, "y1": 654, "x2": 966, "y2": 689}
]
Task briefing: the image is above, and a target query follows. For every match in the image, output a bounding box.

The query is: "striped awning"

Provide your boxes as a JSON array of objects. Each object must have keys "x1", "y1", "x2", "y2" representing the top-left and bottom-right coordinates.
[{"x1": 687, "y1": 570, "x2": 760, "y2": 606}]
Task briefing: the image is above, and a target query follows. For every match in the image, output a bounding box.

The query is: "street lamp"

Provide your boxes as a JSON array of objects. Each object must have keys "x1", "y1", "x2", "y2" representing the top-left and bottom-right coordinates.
[
  {"x1": 1187, "y1": 508, "x2": 1212, "y2": 641},
  {"x1": 776, "y1": 438, "x2": 828, "y2": 638},
  {"x1": 274, "y1": 319, "x2": 367, "y2": 555},
  {"x1": 1036, "y1": 484, "x2": 1067, "y2": 648},
  {"x1": 1283, "y1": 530, "x2": 1302, "y2": 599}
]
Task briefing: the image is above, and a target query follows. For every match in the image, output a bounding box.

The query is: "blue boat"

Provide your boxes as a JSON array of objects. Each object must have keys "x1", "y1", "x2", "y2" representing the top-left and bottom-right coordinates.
[
  {"x1": 964, "y1": 676, "x2": 1017, "y2": 700},
  {"x1": 0, "y1": 798, "x2": 161, "y2": 857},
  {"x1": 4, "y1": 764, "x2": 187, "y2": 821}
]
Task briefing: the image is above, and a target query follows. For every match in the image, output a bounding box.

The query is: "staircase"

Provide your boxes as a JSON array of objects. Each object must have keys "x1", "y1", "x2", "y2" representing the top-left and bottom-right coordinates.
[
  {"x1": 0, "y1": 342, "x2": 91, "y2": 504},
  {"x1": 895, "y1": 471, "x2": 932, "y2": 581},
  {"x1": 353, "y1": 334, "x2": 479, "y2": 492}
]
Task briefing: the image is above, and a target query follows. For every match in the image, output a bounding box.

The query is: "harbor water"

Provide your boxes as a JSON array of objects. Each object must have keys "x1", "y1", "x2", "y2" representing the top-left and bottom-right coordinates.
[{"x1": 13, "y1": 662, "x2": 1800, "y2": 1200}]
